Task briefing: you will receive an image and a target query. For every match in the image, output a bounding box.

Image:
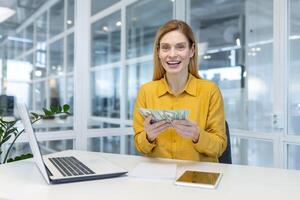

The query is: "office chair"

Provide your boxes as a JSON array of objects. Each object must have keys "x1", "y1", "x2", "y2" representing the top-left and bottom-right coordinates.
[{"x1": 218, "y1": 121, "x2": 232, "y2": 164}]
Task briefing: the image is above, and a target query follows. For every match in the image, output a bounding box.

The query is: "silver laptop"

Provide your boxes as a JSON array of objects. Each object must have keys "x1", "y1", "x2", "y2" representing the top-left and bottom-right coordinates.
[{"x1": 18, "y1": 103, "x2": 127, "y2": 184}]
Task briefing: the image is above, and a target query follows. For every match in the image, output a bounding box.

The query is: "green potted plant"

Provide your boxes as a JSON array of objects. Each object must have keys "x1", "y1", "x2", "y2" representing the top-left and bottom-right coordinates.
[{"x1": 0, "y1": 104, "x2": 71, "y2": 164}]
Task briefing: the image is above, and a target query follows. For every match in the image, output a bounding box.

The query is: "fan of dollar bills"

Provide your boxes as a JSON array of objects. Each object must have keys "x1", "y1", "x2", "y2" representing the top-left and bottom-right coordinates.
[{"x1": 139, "y1": 108, "x2": 190, "y2": 123}]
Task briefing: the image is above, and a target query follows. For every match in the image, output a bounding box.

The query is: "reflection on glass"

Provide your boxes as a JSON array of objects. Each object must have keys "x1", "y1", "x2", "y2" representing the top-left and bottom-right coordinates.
[
  {"x1": 49, "y1": 78, "x2": 64, "y2": 107},
  {"x1": 50, "y1": 0, "x2": 65, "y2": 38},
  {"x1": 91, "y1": 11, "x2": 121, "y2": 66},
  {"x1": 231, "y1": 136, "x2": 273, "y2": 167},
  {"x1": 88, "y1": 136, "x2": 120, "y2": 154},
  {"x1": 25, "y1": 23, "x2": 34, "y2": 50},
  {"x1": 34, "y1": 81, "x2": 46, "y2": 111},
  {"x1": 287, "y1": 144, "x2": 300, "y2": 170},
  {"x1": 49, "y1": 39, "x2": 64, "y2": 76},
  {"x1": 190, "y1": 0, "x2": 274, "y2": 132},
  {"x1": 91, "y1": 0, "x2": 120, "y2": 16},
  {"x1": 67, "y1": 0, "x2": 75, "y2": 28},
  {"x1": 67, "y1": 33, "x2": 74, "y2": 72},
  {"x1": 90, "y1": 68, "x2": 120, "y2": 118},
  {"x1": 36, "y1": 13, "x2": 47, "y2": 47},
  {"x1": 126, "y1": 0, "x2": 173, "y2": 59},
  {"x1": 126, "y1": 62, "x2": 152, "y2": 119},
  {"x1": 288, "y1": 0, "x2": 300, "y2": 135}
]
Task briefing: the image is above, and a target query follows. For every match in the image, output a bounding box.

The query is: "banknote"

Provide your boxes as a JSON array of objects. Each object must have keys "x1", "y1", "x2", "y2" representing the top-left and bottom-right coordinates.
[{"x1": 139, "y1": 108, "x2": 190, "y2": 123}]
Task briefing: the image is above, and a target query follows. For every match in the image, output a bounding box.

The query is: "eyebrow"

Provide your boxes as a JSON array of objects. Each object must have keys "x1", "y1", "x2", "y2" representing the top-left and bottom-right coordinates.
[{"x1": 159, "y1": 42, "x2": 187, "y2": 45}]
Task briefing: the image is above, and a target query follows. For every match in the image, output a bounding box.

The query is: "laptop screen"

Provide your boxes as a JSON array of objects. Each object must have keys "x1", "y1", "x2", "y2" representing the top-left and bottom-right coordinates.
[{"x1": 18, "y1": 103, "x2": 51, "y2": 184}]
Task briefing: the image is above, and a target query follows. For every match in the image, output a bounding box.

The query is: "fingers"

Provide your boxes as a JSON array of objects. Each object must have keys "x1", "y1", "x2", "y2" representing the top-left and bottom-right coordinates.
[
  {"x1": 146, "y1": 122, "x2": 170, "y2": 142},
  {"x1": 172, "y1": 120, "x2": 196, "y2": 126}
]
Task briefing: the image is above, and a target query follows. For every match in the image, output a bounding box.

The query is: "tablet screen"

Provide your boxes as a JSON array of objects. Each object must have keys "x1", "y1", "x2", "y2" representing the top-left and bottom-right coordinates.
[{"x1": 175, "y1": 170, "x2": 222, "y2": 189}]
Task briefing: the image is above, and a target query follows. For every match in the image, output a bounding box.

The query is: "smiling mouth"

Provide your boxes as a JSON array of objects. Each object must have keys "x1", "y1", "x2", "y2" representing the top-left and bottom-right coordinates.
[{"x1": 166, "y1": 61, "x2": 181, "y2": 68}]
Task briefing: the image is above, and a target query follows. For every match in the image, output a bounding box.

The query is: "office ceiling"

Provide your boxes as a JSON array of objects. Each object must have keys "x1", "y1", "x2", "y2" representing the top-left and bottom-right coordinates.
[{"x1": 0, "y1": 0, "x2": 48, "y2": 41}]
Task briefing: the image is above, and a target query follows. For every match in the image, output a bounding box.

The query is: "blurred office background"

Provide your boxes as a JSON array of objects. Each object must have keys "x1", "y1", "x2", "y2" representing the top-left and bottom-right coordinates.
[{"x1": 0, "y1": 0, "x2": 299, "y2": 170}]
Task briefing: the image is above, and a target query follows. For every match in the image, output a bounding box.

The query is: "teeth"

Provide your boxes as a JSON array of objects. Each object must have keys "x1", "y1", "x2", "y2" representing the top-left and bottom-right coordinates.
[{"x1": 167, "y1": 61, "x2": 180, "y2": 64}]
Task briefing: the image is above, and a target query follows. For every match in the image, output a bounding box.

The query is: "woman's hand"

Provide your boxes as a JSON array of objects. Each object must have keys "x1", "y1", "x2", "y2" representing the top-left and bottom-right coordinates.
[
  {"x1": 171, "y1": 120, "x2": 200, "y2": 142},
  {"x1": 144, "y1": 117, "x2": 170, "y2": 142}
]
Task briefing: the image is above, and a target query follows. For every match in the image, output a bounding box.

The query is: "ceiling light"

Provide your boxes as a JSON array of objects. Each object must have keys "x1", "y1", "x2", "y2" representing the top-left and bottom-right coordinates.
[
  {"x1": 0, "y1": 7, "x2": 16, "y2": 23},
  {"x1": 236, "y1": 38, "x2": 241, "y2": 47},
  {"x1": 67, "y1": 20, "x2": 73, "y2": 25},
  {"x1": 116, "y1": 21, "x2": 122, "y2": 27},
  {"x1": 102, "y1": 26, "x2": 108, "y2": 31}
]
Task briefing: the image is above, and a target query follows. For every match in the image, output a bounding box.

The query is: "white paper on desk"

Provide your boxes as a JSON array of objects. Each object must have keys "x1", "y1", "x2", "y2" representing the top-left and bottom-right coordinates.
[{"x1": 128, "y1": 162, "x2": 177, "y2": 180}]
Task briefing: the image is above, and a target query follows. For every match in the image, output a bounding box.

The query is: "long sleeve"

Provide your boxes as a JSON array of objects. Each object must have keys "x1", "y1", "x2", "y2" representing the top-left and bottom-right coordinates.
[
  {"x1": 133, "y1": 86, "x2": 156, "y2": 154},
  {"x1": 193, "y1": 85, "x2": 227, "y2": 159}
]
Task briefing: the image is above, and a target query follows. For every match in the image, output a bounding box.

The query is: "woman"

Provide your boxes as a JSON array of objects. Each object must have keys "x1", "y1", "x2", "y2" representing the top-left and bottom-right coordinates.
[{"x1": 133, "y1": 20, "x2": 227, "y2": 162}]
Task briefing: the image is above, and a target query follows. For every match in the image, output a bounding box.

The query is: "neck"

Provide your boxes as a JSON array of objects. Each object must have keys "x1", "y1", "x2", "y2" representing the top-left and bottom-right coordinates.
[{"x1": 166, "y1": 70, "x2": 189, "y2": 95}]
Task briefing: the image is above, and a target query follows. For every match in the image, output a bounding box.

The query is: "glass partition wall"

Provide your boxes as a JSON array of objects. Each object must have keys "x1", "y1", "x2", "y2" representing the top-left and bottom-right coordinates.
[{"x1": 1, "y1": 0, "x2": 300, "y2": 170}]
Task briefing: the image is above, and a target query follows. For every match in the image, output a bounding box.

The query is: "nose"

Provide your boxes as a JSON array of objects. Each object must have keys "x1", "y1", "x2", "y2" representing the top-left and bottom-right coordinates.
[{"x1": 168, "y1": 47, "x2": 177, "y2": 58}]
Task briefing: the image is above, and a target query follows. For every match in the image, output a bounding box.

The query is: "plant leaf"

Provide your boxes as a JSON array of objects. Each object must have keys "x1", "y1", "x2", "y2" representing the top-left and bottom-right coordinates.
[
  {"x1": 63, "y1": 104, "x2": 70, "y2": 112},
  {"x1": 43, "y1": 108, "x2": 53, "y2": 116},
  {"x1": 50, "y1": 105, "x2": 59, "y2": 113},
  {"x1": 7, "y1": 153, "x2": 33, "y2": 163},
  {"x1": 31, "y1": 112, "x2": 40, "y2": 119},
  {"x1": 0, "y1": 135, "x2": 11, "y2": 146},
  {"x1": 58, "y1": 105, "x2": 62, "y2": 112}
]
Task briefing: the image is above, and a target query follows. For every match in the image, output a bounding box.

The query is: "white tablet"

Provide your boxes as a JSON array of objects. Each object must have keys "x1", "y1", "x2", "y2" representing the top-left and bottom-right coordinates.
[{"x1": 174, "y1": 170, "x2": 222, "y2": 189}]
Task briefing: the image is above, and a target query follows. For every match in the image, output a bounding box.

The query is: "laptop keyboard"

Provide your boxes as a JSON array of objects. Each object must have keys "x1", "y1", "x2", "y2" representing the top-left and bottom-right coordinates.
[{"x1": 48, "y1": 156, "x2": 95, "y2": 177}]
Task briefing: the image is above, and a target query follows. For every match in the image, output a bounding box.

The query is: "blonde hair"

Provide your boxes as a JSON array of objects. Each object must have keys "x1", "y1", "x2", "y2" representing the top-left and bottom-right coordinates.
[{"x1": 153, "y1": 20, "x2": 200, "y2": 81}]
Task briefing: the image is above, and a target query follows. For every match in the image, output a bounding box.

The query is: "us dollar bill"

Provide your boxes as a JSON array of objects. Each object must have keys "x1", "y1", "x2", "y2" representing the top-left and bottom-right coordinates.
[{"x1": 139, "y1": 108, "x2": 190, "y2": 123}]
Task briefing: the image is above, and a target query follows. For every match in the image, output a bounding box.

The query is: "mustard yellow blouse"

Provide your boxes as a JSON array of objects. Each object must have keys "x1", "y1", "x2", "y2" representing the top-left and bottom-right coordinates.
[{"x1": 133, "y1": 73, "x2": 227, "y2": 162}]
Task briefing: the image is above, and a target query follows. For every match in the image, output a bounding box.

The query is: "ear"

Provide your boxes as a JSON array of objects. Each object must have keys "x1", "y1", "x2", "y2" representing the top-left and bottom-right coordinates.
[{"x1": 189, "y1": 43, "x2": 195, "y2": 58}]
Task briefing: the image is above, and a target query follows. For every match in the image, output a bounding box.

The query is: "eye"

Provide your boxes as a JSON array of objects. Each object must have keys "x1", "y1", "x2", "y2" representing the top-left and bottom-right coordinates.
[
  {"x1": 160, "y1": 44, "x2": 170, "y2": 52},
  {"x1": 176, "y1": 43, "x2": 186, "y2": 51}
]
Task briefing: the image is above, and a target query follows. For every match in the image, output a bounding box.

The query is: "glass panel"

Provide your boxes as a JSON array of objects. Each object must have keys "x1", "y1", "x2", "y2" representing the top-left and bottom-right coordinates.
[
  {"x1": 35, "y1": 13, "x2": 47, "y2": 79},
  {"x1": 91, "y1": 11, "x2": 121, "y2": 66},
  {"x1": 89, "y1": 67, "x2": 120, "y2": 126},
  {"x1": 36, "y1": 12, "x2": 47, "y2": 47},
  {"x1": 126, "y1": 61, "x2": 152, "y2": 119},
  {"x1": 66, "y1": 75, "x2": 74, "y2": 114},
  {"x1": 7, "y1": 40, "x2": 14, "y2": 60},
  {"x1": 6, "y1": 142, "x2": 31, "y2": 160},
  {"x1": 67, "y1": 33, "x2": 74, "y2": 72},
  {"x1": 88, "y1": 136, "x2": 120, "y2": 154},
  {"x1": 91, "y1": 0, "x2": 120, "y2": 16},
  {"x1": 50, "y1": 0, "x2": 65, "y2": 38},
  {"x1": 35, "y1": 48, "x2": 47, "y2": 79},
  {"x1": 39, "y1": 139, "x2": 74, "y2": 154},
  {"x1": 25, "y1": 23, "x2": 34, "y2": 50},
  {"x1": 125, "y1": 0, "x2": 173, "y2": 120},
  {"x1": 125, "y1": 135, "x2": 142, "y2": 156},
  {"x1": 49, "y1": 39, "x2": 64, "y2": 76},
  {"x1": 126, "y1": 0, "x2": 173, "y2": 59},
  {"x1": 231, "y1": 136, "x2": 273, "y2": 167},
  {"x1": 34, "y1": 81, "x2": 46, "y2": 111},
  {"x1": 7, "y1": 139, "x2": 74, "y2": 159},
  {"x1": 288, "y1": 0, "x2": 300, "y2": 135},
  {"x1": 15, "y1": 32, "x2": 24, "y2": 57},
  {"x1": 6, "y1": 55, "x2": 33, "y2": 111},
  {"x1": 67, "y1": 0, "x2": 75, "y2": 28},
  {"x1": 287, "y1": 144, "x2": 300, "y2": 170},
  {"x1": 189, "y1": 0, "x2": 274, "y2": 132},
  {"x1": 49, "y1": 78, "x2": 64, "y2": 107}
]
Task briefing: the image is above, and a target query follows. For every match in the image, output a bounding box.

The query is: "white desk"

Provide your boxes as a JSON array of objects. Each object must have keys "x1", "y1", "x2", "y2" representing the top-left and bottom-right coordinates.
[{"x1": 0, "y1": 150, "x2": 300, "y2": 200}]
